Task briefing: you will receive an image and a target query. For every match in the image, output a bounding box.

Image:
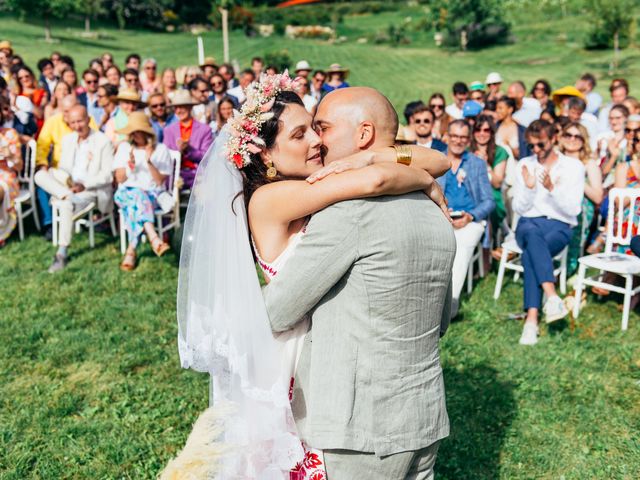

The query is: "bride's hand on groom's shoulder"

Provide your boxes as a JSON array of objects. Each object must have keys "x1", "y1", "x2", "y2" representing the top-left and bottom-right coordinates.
[
  {"x1": 425, "y1": 181, "x2": 452, "y2": 223},
  {"x1": 306, "y1": 151, "x2": 375, "y2": 184}
]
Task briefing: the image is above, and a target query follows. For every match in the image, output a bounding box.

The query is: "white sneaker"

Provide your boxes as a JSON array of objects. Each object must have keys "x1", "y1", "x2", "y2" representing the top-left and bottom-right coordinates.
[
  {"x1": 519, "y1": 322, "x2": 539, "y2": 345},
  {"x1": 543, "y1": 295, "x2": 568, "y2": 323}
]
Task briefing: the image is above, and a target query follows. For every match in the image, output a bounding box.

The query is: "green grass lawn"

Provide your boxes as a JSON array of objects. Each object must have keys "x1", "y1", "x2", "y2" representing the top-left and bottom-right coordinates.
[
  {"x1": 1, "y1": 224, "x2": 639, "y2": 479},
  {"x1": 1, "y1": 10, "x2": 639, "y2": 113}
]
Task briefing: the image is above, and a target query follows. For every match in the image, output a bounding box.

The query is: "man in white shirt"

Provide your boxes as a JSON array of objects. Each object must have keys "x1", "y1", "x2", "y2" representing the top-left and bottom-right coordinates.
[
  {"x1": 513, "y1": 120, "x2": 584, "y2": 345},
  {"x1": 34, "y1": 105, "x2": 114, "y2": 273},
  {"x1": 445, "y1": 82, "x2": 468, "y2": 120},
  {"x1": 576, "y1": 72, "x2": 602, "y2": 116},
  {"x1": 227, "y1": 69, "x2": 255, "y2": 105},
  {"x1": 598, "y1": 78, "x2": 629, "y2": 132},
  {"x1": 508, "y1": 81, "x2": 542, "y2": 128}
]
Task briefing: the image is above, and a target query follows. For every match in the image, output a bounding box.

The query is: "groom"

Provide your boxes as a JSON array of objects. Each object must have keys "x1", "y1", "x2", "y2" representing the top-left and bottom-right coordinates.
[{"x1": 263, "y1": 87, "x2": 456, "y2": 479}]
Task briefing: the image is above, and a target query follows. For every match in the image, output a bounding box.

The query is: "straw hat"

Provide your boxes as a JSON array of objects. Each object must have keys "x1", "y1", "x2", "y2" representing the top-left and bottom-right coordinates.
[
  {"x1": 551, "y1": 86, "x2": 586, "y2": 106},
  {"x1": 115, "y1": 88, "x2": 146, "y2": 105},
  {"x1": 0, "y1": 40, "x2": 13, "y2": 55},
  {"x1": 327, "y1": 63, "x2": 349, "y2": 77},
  {"x1": 295, "y1": 60, "x2": 312, "y2": 73},
  {"x1": 200, "y1": 56, "x2": 218, "y2": 68},
  {"x1": 116, "y1": 111, "x2": 156, "y2": 137},
  {"x1": 170, "y1": 89, "x2": 198, "y2": 107}
]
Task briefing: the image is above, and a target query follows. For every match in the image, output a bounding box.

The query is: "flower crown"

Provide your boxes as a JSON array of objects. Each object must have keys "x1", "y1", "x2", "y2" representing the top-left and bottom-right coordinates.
[{"x1": 226, "y1": 71, "x2": 297, "y2": 169}]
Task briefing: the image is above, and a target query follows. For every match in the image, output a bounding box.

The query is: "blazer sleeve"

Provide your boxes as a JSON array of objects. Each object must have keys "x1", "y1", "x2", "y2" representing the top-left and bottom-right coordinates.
[
  {"x1": 84, "y1": 137, "x2": 114, "y2": 189},
  {"x1": 263, "y1": 202, "x2": 359, "y2": 332},
  {"x1": 468, "y1": 160, "x2": 495, "y2": 222},
  {"x1": 185, "y1": 123, "x2": 213, "y2": 162}
]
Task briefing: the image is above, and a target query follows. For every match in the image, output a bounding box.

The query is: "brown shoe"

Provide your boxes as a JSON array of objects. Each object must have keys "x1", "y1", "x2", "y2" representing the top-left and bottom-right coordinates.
[
  {"x1": 120, "y1": 250, "x2": 136, "y2": 271},
  {"x1": 492, "y1": 247, "x2": 517, "y2": 262},
  {"x1": 151, "y1": 236, "x2": 170, "y2": 257}
]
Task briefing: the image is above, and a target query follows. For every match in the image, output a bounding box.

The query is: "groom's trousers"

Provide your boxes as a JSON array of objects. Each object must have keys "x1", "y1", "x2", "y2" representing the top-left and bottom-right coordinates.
[{"x1": 323, "y1": 441, "x2": 439, "y2": 480}]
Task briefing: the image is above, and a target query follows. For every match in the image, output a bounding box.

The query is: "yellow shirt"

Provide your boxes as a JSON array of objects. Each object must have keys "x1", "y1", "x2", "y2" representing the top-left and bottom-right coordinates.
[{"x1": 36, "y1": 113, "x2": 99, "y2": 168}]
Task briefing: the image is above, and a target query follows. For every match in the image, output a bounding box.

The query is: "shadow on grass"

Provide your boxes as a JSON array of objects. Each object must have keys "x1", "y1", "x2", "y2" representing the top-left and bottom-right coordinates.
[{"x1": 436, "y1": 364, "x2": 516, "y2": 480}]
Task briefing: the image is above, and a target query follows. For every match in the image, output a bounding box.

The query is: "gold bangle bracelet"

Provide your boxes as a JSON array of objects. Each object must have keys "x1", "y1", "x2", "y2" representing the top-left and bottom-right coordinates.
[{"x1": 393, "y1": 144, "x2": 412, "y2": 166}]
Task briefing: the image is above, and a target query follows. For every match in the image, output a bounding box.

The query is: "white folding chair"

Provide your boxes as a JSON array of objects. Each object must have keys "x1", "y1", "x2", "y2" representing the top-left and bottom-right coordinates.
[
  {"x1": 466, "y1": 230, "x2": 486, "y2": 295},
  {"x1": 573, "y1": 188, "x2": 640, "y2": 330},
  {"x1": 493, "y1": 215, "x2": 568, "y2": 299},
  {"x1": 51, "y1": 199, "x2": 117, "y2": 248},
  {"x1": 119, "y1": 150, "x2": 182, "y2": 254},
  {"x1": 14, "y1": 139, "x2": 40, "y2": 240}
]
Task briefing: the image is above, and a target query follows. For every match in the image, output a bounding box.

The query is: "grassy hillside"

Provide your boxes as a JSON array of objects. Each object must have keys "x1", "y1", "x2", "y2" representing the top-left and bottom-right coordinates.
[{"x1": 1, "y1": 8, "x2": 638, "y2": 112}]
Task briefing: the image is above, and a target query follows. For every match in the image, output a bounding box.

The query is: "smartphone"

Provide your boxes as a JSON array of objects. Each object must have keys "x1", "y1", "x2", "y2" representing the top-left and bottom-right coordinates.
[{"x1": 450, "y1": 210, "x2": 465, "y2": 219}]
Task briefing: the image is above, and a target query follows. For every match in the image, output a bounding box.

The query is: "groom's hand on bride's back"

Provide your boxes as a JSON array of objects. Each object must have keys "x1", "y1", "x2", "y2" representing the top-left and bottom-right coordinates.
[{"x1": 425, "y1": 180, "x2": 452, "y2": 223}]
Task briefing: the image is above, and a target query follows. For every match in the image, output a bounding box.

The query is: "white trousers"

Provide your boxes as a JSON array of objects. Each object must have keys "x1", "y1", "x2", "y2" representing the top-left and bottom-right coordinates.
[
  {"x1": 34, "y1": 169, "x2": 97, "y2": 247},
  {"x1": 451, "y1": 221, "x2": 485, "y2": 316}
]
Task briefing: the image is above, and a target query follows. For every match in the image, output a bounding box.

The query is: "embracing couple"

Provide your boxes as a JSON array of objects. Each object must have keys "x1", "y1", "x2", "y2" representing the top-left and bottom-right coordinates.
[{"x1": 174, "y1": 73, "x2": 456, "y2": 479}]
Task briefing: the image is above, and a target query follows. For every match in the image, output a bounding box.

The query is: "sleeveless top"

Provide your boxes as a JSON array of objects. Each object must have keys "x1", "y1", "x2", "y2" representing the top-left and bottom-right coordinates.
[{"x1": 252, "y1": 224, "x2": 307, "y2": 281}]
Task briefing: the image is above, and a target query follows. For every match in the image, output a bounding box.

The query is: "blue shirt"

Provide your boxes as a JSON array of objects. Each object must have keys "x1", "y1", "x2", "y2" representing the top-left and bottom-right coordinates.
[
  {"x1": 444, "y1": 154, "x2": 476, "y2": 213},
  {"x1": 151, "y1": 113, "x2": 178, "y2": 143}
]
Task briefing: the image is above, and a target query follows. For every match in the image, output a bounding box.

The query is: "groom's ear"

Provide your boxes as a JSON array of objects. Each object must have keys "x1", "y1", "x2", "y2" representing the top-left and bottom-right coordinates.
[{"x1": 356, "y1": 121, "x2": 375, "y2": 149}]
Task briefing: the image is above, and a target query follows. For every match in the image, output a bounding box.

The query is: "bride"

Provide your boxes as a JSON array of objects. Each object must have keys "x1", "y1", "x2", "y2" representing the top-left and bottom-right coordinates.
[{"x1": 174, "y1": 72, "x2": 450, "y2": 479}]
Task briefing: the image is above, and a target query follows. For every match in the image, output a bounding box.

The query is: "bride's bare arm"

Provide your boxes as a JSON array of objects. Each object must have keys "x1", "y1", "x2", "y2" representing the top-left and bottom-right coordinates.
[
  {"x1": 249, "y1": 163, "x2": 438, "y2": 227},
  {"x1": 306, "y1": 145, "x2": 450, "y2": 184}
]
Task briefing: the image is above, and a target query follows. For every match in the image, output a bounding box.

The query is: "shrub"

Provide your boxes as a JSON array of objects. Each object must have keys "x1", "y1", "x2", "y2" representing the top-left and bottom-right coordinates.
[
  {"x1": 264, "y1": 50, "x2": 291, "y2": 72},
  {"x1": 584, "y1": 0, "x2": 635, "y2": 50}
]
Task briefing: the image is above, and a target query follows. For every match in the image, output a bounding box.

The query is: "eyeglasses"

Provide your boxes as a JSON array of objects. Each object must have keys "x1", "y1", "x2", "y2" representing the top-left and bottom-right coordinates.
[
  {"x1": 145, "y1": 66, "x2": 156, "y2": 70},
  {"x1": 449, "y1": 134, "x2": 469, "y2": 141},
  {"x1": 625, "y1": 128, "x2": 640, "y2": 135},
  {"x1": 150, "y1": 103, "x2": 166, "y2": 108},
  {"x1": 430, "y1": 104, "x2": 444, "y2": 110},
  {"x1": 412, "y1": 119, "x2": 432, "y2": 124},
  {"x1": 533, "y1": 86, "x2": 547, "y2": 92},
  {"x1": 563, "y1": 133, "x2": 584, "y2": 141},
  {"x1": 527, "y1": 142, "x2": 547, "y2": 150}
]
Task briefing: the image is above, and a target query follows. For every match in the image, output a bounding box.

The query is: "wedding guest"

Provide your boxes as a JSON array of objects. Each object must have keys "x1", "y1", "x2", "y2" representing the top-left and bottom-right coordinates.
[
  {"x1": 623, "y1": 96, "x2": 640, "y2": 116},
  {"x1": 160, "y1": 67, "x2": 178, "y2": 102},
  {"x1": 105, "y1": 65, "x2": 121, "y2": 88},
  {"x1": 189, "y1": 77, "x2": 214, "y2": 124},
  {"x1": 598, "y1": 104, "x2": 629, "y2": 178},
  {"x1": 96, "y1": 84, "x2": 118, "y2": 132},
  {"x1": 0, "y1": 47, "x2": 11, "y2": 83},
  {"x1": 436, "y1": 120, "x2": 495, "y2": 317},
  {"x1": 485, "y1": 72, "x2": 504, "y2": 101},
  {"x1": 530, "y1": 79, "x2": 554, "y2": 117},
  {"x1": 61, "y1": 68, "x2": 82, "y2": 95},
  {"x1": 209, "y1": 73, "x2": 238, "y2": 108},
  {"x1": 598, "y1": 78, "x2": 629, "y2": 132},
  {"x1": 125, "y1": 53, "x2": 141, "y2": 72},
  {"x1": 445, "y1": 81, "x2": 468, "y2": 120},
  {"x1": 559, "y1": 122, "x2": 603, "y2": 274},
  {"x1": 37, "y1": 58, "x2": 58, "y2": 100},
  {"x1": 218, "y1": 63, "x2": 237, "y2": 89},
  {"x1": 469, "y1": 81, "x2": 486, "y2": 105},
  {"x1": 513, "y1": 120, "x2": 584, "y2": 345},
  {"x1": 15, "y1": 65, "x2": 47, "y2": 128},
  {"x1": 113, "y1": 111, "x2": 172, "y2": 271},
  {"x1": 0, "y1": 96, "x2": 37, "y2": 142},
  {"x1": 293, "y1": 77, "x2": 317, "y2": 114},
  {"x1": 408, "y1": 104, "x2": 447, "y2": 153},
  {"x1": 123, "y1": 68, "x2": 147, "y2": 101},
  {"x1": 471, "y1": 114, "x2": 509, "y2": 236},
  {"x1": 563, "y1": 96, "x2": 598, "y2": 151},
  {"x1": 265, "y1": 65, "x2": 278, "y2": 76},
  {"x1": 148, "y1": 92, "x2": 177, "y2": 143},
  {"x1": 101, "y1": 52, "x2": 114, "y2": 71},
  {"x1": 227, "y1": 69, "x2": 254, "y2": 105},
  {"x1": 496, "y1": 97, "x2": 524, "y2": 159},
  {"x1": 0, "y1": 115, "x2": 22, "y2": 246},
  {"x1": 77, "y1": 68, "x2": 103, "y2": 124},
  {"x1": 209, "y1": 96, "x2": 234, "y2": 139},
  {"x1": 429, "y1": 93, "x2": 450, "y2": 140},
  {"x1": 44, "y1": 81, "x2": 72, "y2": 120},
  {"x1": 576, "y1": 73, "x2": 602, "y2": 116},
  {"x1": 508, "y1": 81, "x2": 541, "y2": 128},
  {"x1": 294, "y1": 60, "x2": 312, "y2": 79},
  {"x1": 105, "y1": 88, "x2": 145, "y2": 147},
  {"x1": 200, "y1": 57, "x2": 218, "y2": 82},
  {"x1": 140, "y1": 58, "x2": 160, "y2": 93},
  {"x1": 251, "y1": 56, "x2": 264, "y2": 78},
  {"x1": 36, "y1": 95, "x2": 99, "y2": 239},
  {"x1": 163, "y1": 90, "x2": 212, "y2": 189},
  {"x1": 182, "y1": 66, "x2": 202, "y2": 89},
  {"x1": 34, "y1": 105, "x2": 114, "y2": 272},
  {"x1": 88, "y1": 58, "x2": 104, "y2": 79},
  {"x1": 310, "y1": 70, "x2": 326, "y2": 101},
  {"x1": 322, "y1": 64, "x2": 350, "y2": 93}
]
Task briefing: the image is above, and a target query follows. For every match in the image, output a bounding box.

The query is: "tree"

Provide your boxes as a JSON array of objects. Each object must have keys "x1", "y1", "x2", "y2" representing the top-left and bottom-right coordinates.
[
  {"x1": 584, "y1": 0, "x2": 636, "y2": 50},
  {"x1": 106, "y1": 0, "x2": 173, "y2": 30},
  {"x1": 81, "y1": 0, "x2": 105, "y2": 33},
  {"x1": 7, "y1": 0, "x2": 80, "y2": 41}
]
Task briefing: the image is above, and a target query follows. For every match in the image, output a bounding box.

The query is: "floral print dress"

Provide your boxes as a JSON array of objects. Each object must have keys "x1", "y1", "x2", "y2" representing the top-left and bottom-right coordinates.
[{"x1": 0, "y1": 128, "x2": 21, "y2": 242}]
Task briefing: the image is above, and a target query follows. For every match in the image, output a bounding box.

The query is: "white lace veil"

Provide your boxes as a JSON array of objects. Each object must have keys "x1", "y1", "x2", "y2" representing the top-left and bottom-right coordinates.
[{"x1": 177, "y1": 129, "x2": 304, "y2": 477}]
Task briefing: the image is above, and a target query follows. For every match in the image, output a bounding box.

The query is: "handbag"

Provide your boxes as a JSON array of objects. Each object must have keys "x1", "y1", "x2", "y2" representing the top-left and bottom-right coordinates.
[{"x1": 156, "y1": 191, "x2": 175, "y2": 215}]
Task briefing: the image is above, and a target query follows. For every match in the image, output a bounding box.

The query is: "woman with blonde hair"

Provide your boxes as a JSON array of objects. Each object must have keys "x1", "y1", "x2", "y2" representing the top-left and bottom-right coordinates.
[
  {"x1": 560, "y1": 121, "x2": 603, "y2": 273},
  {"x1": 113, "y1": 111, "x2": 173, "y2": 271},
  {"x1": 182, "y1": 66, "x2": 203, "y2": 89},
  {"x1": 160, "y1": 67, "x2": 178, "y2": 102},
  {"x1": 44, "y1": 81, "x2": 72, "y2": 120}
]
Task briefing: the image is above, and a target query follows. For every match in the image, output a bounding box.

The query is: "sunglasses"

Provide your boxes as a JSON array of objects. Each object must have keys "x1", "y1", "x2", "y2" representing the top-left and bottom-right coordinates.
[
  {"x1": 150, "y1": 103, "x2": 166, "y2": 108},
  {"x1": 145, "y1": 66, "x2": 156, "y2": 70},
  {"x1": 475, "y1": 127, "x2": 492, "y2": 133},
  {"x1": 196, "y1": 88, "x2": 208, "y2": 94},
  {"x1": 85, "y1": 79, "x2": 98, "y2": 84},
  {"x1": 430, "y1": 104, "x2": 444, "y2": 109},
  {"x1": 527, "y1": 142, "x2": 547, "y2": 150},
  {"x1": 533, "y1": 86, "x2": 547, "y2": 91},
  {"x1": 413, "y1": 119, "x2": 432, "y2": 124},
  {"x1": 125, "y1": 78, "x2": 137, "y2": 83},
  {"x1": 625, "y1": 128, "x2": 640, "y2": 135},
  {"x1": 563, "y1": 133, "x2": 583, "y2": 141},
  {"x1": 211, "y1": 82, "x2": 223, "y2": 87}
]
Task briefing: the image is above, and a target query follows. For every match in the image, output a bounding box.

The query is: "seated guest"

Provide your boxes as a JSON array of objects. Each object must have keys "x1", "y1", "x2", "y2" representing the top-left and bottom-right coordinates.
[
  {"x1": 322, "y1": 64, "x2": 350, "y2": 93},
  {"x1": 160, "y1": 68, "x2": 178, "y2": 102},
  {"x1": 15, "y1": 65, "x2": 47, "y2": 131},
  {"x1": 77, "y1": 68, "x2": 103, "y2": 125},
  {"x1": 576, "y1": 73, "x2": 602, "y2": 116},
  {"x1": 148, "y1": 93, "x2": 177, "y2": 143},
  {"x1": 530, "y1": 79, "x2": 555, "y2": 118},
  {"x1": 437, "y1": 120, "x2": 495, "y2": 317},
  {"x1": 218, "y1": 63, "x2": 237, "y2": 89},
  {"x1": 0, "y1": 95, "x2": 37, "y2": 142},
  {"x1": 140, "y1": 58, "x2": 160, "y2": 94},
  {"x1": 408, "y1": 104, "x2": 447, "y2": 153},
  {"x1": 208, "y1": 73, "x2": 238, "y2": 108},
  {"x1": 564, "y1": 96, "x2": 598, "y2": 152},
  {"x1": 61, "y1": 68, "x2": 82, "y2": 96},
  {"x1": 36, "y1": 95, "x2": 98, "y2": 239},
  {"x1": 0, "y1": 119, "x2": 22, "y2": 247},
  {"x1": 122, "y1": 68, "x2": 148, "y2": 101},
  {"x1": 293, "y1": 76, "x2": 318, "y2": 114},
  {"x1": 513, "y1": 120, "x2": 584, "y2": 345},
  {"x1": 200, "y1": 57, "x2": 219, "y2": 83},
  {"x1": 227, "y1": 68, "x2": 255, "y2": 105},
  {"x1": 163, "y1": 90, "x2": 213, "y2": 190},
  {"x1": 496, "y1": 97, "x2": 530, "y2": 159},
  {"x1": 598, "y1": 78, "x2": 628, "y2": 132},
  {"x1": 446, "y1": 81, "x2": 468, "y2": 120},
  {"x1": 507, "y1": 81, "x2": 542, "y2": 128},
  {"x1": 310, "y1": 69, "x2": 326, "y2": 102},
  {"x1": 189, "y1": 77, "x2": 215, "y2": 124},
  {"x1": 125, "y1": 53, "x2": 141, "y2": 72},
  {"x1": 37, "y1": 58, "x2": 58, "y2": 100},
  {"x1": 209, "y1": 96, "x2": 234, "y2": 140},
  {"x1": 429, "y1": 93, "x2": 450, "y2": 139},
  {"x1": 44, "y1": 81, "x2": 72, "y2": 120},
  {"x1": 96, "y1": 84, "x2": 119, "y2": 132},
  {"x1": 105, "y1": 65, "x2": 121, "y2": 88},
  {"x1": 105, "y1": 88, "x2": 145, "y2": 147},
  {"x1": 598, "y1": 104, "x2": 629, "y2": 179},
  {"x1": 35, "y1": 105, "x2": 114, "y2": 272},
  {"x1": 113, "y1": 112, "x2": 172, "y2": 271}
]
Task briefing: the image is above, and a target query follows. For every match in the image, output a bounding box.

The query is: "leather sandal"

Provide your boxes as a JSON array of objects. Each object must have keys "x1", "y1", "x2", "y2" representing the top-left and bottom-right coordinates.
[
  {"x1": 120, "y1": 250, "x2": 136, "y2": 271},
  {"x1": 151, "y1": 236, "x2": 170, "y2": 257}
]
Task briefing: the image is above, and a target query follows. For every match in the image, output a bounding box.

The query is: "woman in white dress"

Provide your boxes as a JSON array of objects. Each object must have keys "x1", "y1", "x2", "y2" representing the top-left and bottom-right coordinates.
[{"x1": 175, "y1": 73, "x2": 451, "y2": 479}]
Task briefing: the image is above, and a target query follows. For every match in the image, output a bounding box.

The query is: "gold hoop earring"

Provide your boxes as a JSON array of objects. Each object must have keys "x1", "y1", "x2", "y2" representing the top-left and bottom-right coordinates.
[{"x1": 266, "y1": 161, "x2": 277, "y2": 178}]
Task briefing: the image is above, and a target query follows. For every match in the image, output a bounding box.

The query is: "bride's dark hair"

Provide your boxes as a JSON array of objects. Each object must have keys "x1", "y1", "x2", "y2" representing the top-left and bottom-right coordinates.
[{"x1": 239, "y1": 90, "x2": 304, "y2": 207}]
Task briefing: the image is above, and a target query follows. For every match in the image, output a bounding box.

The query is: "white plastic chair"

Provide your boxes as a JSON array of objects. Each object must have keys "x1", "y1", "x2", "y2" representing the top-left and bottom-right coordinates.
[
  {"x1": 493, "y1": 215, "x2": 568, "y2": 299},
  {"x1": 14, "y1": 139, "x2": 40, "y2": 240},
  {"x1": 51, "y1": 199, "x2": 117, "y2": 248},
  {"x1": 119, "y1": 150, "x2": 182, "y2": 254},
  {"x1": 573, "y1": 188, "x2": 640, "y2": 330},
  {"x1": 466, "y1": 233, "x2": 486, "y2": 295}
]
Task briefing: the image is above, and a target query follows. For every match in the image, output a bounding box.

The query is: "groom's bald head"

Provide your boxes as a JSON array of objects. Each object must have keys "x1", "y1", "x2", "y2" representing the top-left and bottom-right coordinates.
[{"x1": 314, "y1": 87, "x2": 399, "y2": 164}]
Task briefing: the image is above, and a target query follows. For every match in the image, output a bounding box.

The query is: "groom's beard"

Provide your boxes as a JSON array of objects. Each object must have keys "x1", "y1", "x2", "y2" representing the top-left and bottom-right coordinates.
[{"x1": 319, "y1": 144, "x2": 328, "y2": 165}]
